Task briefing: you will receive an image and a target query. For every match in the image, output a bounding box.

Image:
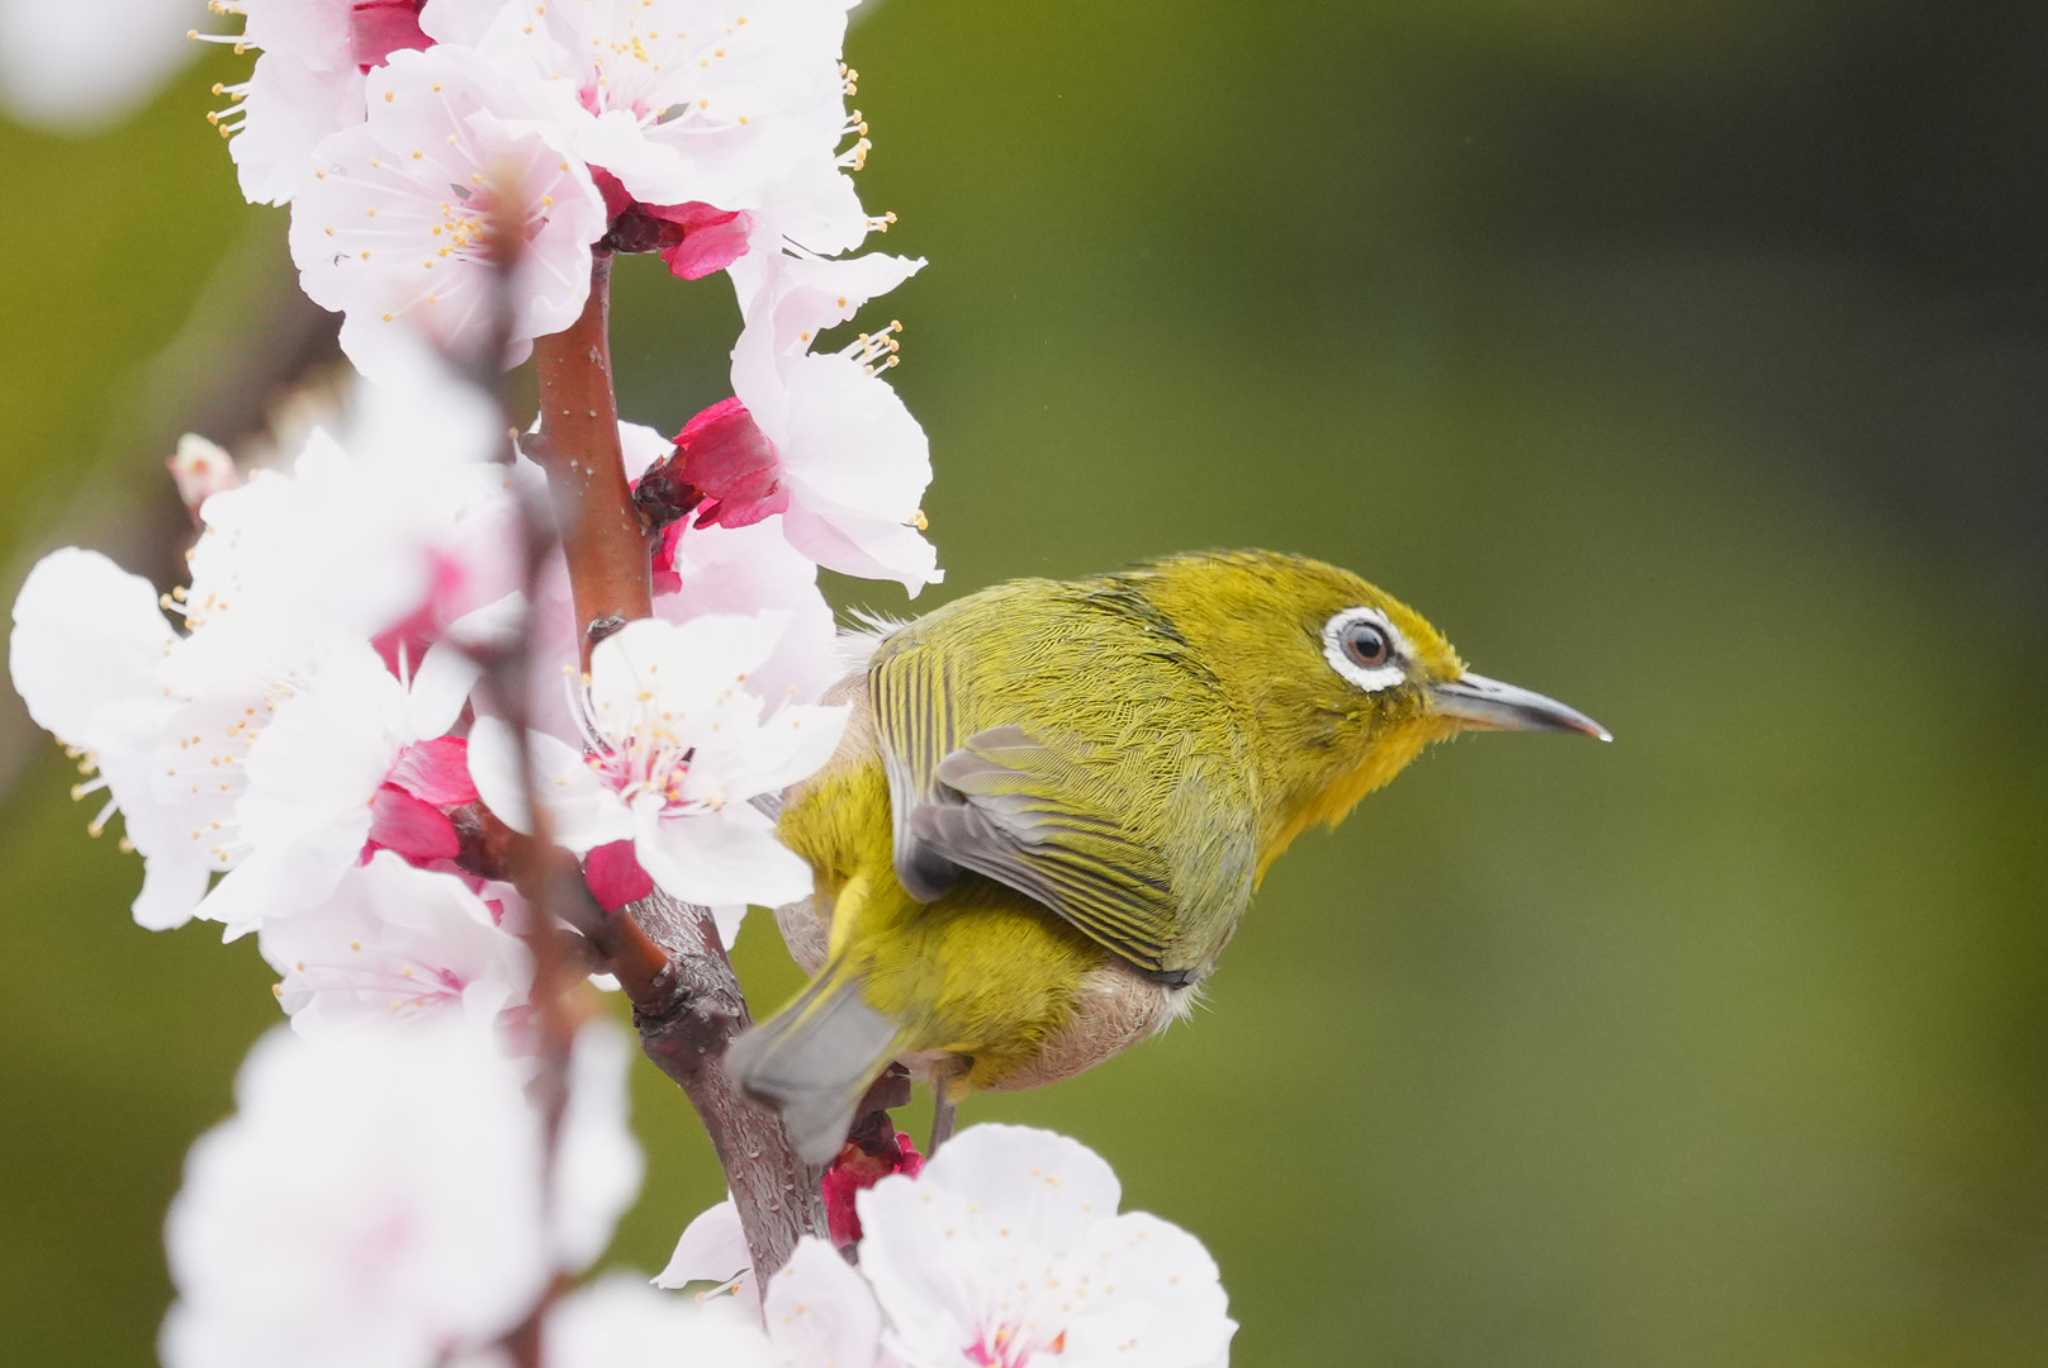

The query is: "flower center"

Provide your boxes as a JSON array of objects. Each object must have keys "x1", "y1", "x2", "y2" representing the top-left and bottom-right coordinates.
[{"x1": 568, "y1": 673, "x2": 700, "y2": 816}]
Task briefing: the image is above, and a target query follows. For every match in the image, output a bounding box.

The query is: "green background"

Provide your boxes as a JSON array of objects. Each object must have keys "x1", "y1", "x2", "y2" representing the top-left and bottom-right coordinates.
[{"x1": 3, "y1": 3, "x2": 2044, "y2": 1364}]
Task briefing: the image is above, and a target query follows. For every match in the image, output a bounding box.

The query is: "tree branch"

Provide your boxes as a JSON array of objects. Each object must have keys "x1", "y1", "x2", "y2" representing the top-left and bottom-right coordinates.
[
  {"x1": 529, "y1": 255, "x2": 653, "y2": 663},
  {"x1": 518, "y1": 254, "x2": 830, "y2": 1282},
  {"x1": 629, "y1": 892, "x2": 829, "y2": 1279}
]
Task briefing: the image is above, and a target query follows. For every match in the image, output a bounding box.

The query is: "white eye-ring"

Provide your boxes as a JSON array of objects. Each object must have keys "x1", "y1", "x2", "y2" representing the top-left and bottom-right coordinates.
[{"x1": 1322, "y1": 606, "x2": 1407, "y2": 693}]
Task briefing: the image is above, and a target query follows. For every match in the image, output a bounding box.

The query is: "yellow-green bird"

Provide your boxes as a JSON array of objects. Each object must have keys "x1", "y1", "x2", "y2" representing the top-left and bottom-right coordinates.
[{"x1": 729, "y1": 550, "x2": 1608, "y2": 1161}]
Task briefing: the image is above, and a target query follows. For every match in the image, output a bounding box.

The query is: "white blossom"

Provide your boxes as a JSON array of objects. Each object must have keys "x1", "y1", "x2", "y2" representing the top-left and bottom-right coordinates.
[
  {"x1": 198, "y1": 0, "x2": 398, "y2": 205},
  {"x1": 286, "y1": 44, "x2": 608, "y2": 381},
  {"x1": 258, "y1": 852, "x2": 532, "y2": 1036},
  {"x1": 0, "y1": 0, "x2": 201, "y2": 133},
  {"x1": 9, "y1": 356, "x2": 513, "y2": 932},
  {"x1": 468, "y1": 614, "x2": 846, "y2": 909},
  {"x1": 658, "y1": 1212, "x2": 889, "y2": 1366},
  {"x1": 173, "y1": 341, "x2": 515, "y2": 671},
  {"x1": 423, "y1": 0, "x2": 853, "y2": 215},
  {"x1": 191, "y1": 637, "x2": 478, "y2": 940},
  {"x1": 727, "y1": 299, "x2": 940, "y2": 593},
  {"x1": 8, "y1": 548, "x2": 211, "y2": 928},
  {"x1": 765, "y1": 1237, "x2": 892, "y2": 1368},
  {"x1": 857, "y1": 1125, "x2": 1237, "y2": 1368},
  {"x1": 161, "y1": 1019, "x2": 641, "y2": 1368},
  {"x1": 453, "y1": 1275, "x2": 784, "y2": 1368}
]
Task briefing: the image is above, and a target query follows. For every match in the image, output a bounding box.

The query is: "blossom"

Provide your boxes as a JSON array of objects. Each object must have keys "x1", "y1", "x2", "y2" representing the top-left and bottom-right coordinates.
[
  {"x1": 708, "y1": 289, "x2": 939, "y2": 592},
  {"x1": 8, "y1": 548, "x2": 209, "y2": 929},
  {"x1": 286, "y1": 45, "x2": 608, "y2": 381},
  {"x1": 166, "y1": 434, "x2": 242, "y2": 515},
  {"x1": 161, "y1": 1019, "x2": 641, "y2": 1368},
  {"x1": 9, "y1": 355, "x2": 516, "y2": 932},
  {"x1": 424, "y1": 0, "x2": 854, "y2": 215},
  {"x1": 173, "y1": 341, "x2": 516, "y2": 669},
  {"x1": 469, "y1": 614, "x2": 846, "y2": 910},
  {"x1": 0, "y1": 0, "x2": 200, "y2": 133},
  {"x1": 185, "y1": 634, "x2": 481, "y2": 939},
  {"x1": 631, "y1": 247, "x2": 939, "y2": 594},
  {"x1": 258, "y1": 852, "x2": 532, "y2": 1036},
  {"x1": 658, "y1": 1216, "x2": 887, "y2": 1367},
  {"x1": 504, "y1": 1275, "x2": 784, "y2": 1367},
  {"x1": 200, "y1": 1, "x2": 435, "y2": 205},
  {"x1": 857, "y1": 1125, "x2": 1236, "y2": 1368}
]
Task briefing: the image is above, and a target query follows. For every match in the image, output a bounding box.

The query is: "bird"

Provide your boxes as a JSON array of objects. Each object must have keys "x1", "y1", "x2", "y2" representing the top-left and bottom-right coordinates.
[{"x1": 728, "y1": 550, "x2": 1609, "y2": 1162}]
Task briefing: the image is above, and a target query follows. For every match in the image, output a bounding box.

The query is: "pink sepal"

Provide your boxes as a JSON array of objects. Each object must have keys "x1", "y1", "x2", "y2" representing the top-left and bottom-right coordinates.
[
  {"x1": 364, "y1": 783, "x2": 462, "y2": 863},
  {"x1": 673, "y1": 398, "x2": 788, "y2": 530},
  {"x1": 351, "y1": 2, "x2": 431, "y2": 70},
  {"x1": 583, "y1": 839, "x2": 654, "y2": 912},
  {"x1": 388, "y1": 736, "x2": 479, "y2": 806}
]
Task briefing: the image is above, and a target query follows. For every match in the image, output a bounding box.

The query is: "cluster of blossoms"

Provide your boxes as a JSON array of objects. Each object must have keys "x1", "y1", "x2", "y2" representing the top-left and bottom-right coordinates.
[
  {"x1": 7, "y1": 2, "x2": 1238, "y2": 1363},
  {"x1": 170, "y1": 1018, "x2": 1233, "y2": 1367},
  {"x1": 210, "y1": 0, "x2": 939, "y2": 591}
]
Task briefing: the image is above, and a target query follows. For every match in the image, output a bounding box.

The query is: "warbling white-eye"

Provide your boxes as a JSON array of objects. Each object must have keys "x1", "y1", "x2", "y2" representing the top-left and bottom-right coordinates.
[{"x1": 729, "y1": 550, "x2": 1609, "y2": 1161}]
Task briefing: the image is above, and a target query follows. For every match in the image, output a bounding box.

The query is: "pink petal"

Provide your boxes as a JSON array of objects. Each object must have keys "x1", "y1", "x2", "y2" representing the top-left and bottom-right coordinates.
[
  {"x1": 351, "y1": 2, "x2": 431, "y2": 70},
  {"x1": 388, "y1": 736, "x2": 480, "y2": 806},
  {"x1": 365, "y1": 783, "x2": 462, "y2": 862},
  {"x1": 583, "y1": 839, "x2": 653, "y2": 912},
  {"x1": 657, "y1": 208, "x2": 752, "y2": 280},
  {"x1": 372, "y1": 550, "x2": 468, "y2": 677},
  {"x1": 590, "y1": 167, "x2": 637, "y2": 221},
  {"x1": 673, "y1": 399, "x2": 788, "y2": 530}
]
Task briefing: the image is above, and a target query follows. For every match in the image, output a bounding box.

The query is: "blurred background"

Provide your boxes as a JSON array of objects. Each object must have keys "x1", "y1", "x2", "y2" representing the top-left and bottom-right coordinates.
[{"x1": 2, "y1": 2, "x2": 2044, "y2": 1364}]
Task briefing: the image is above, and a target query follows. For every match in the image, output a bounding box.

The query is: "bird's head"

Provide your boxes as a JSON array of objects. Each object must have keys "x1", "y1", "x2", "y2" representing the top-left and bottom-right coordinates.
[{"x1": 1136, "y1": 551, "x2": 1609, "y2": 870}]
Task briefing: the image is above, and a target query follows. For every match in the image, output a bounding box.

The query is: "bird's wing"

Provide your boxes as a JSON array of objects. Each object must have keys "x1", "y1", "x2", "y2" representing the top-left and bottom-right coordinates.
[{"x1": 869, "y1": 631, "x2": 1252, "y2": 982}]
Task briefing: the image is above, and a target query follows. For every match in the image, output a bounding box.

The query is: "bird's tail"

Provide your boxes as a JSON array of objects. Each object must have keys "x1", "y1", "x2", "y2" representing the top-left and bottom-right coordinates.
[{"x1": 727, "y1": 961, "x2": 908, "y2": 1165}]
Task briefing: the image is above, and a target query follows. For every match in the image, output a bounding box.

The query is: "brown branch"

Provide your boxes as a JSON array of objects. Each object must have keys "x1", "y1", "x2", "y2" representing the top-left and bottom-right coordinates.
[
  {"x1": 629, "y1": 892, "x2": 830, "y2": 1279},
  {"x1": 515, "y1": 253, "x2": 830, "y2": 1283},
  {"x1": 529, "y1": 255, "x2": 652, "y2": 664}
]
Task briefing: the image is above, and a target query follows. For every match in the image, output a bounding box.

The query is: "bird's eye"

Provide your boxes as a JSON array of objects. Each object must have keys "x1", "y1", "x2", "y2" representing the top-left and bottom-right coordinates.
[{"x1": 1341, "y1": 620, "x2": 1392, "y2": 670}]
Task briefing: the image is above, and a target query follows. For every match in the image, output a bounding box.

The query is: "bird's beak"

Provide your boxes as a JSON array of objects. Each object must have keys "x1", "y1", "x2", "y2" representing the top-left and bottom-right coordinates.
[{"x1": 1430, "y1": 672, "x2": 1612, "y2": 742}]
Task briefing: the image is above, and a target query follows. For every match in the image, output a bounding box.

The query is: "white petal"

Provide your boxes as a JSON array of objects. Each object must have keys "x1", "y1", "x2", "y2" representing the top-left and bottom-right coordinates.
[
  {"x1": 1057, "y1": 1213, "x2": 1237, "y2": 1368},
  {"x1": 636, "y1": 805, "x2": 813, "y2": 911},
  {"x1": 587, "y1": 615, "x2": 785, "y2": 730},
  {"x1": 9, "y1": 547, "x2": 176, "y2": 749},
  {"x1": 465, "y1": 715, "x2": 535, "y2": 833},
  {"x1": 782, "y1": 502, "x2": 941, "y2": 596},
  {"x1": 554, "y1": 1024, "x2": 645, "y2": 1270},
  {"x1": 405, "y1": 643, "x2": 482, "y2": 740},
  {"x1": 618, "y1": 421, "x2": 674, "y2": 483},
  {"x1": 764, "y1": 1237, "x2": 883, "y2": 1368},
  {"x1": 132, "y1": 849, "x2": 215, "y2": 933},
  {"x1": 654, "y1": 1198, "x2": 748, "y2": 1291},
  {"x1": 538, "y1": 1275, "x2": 781, "y2": 1367}
]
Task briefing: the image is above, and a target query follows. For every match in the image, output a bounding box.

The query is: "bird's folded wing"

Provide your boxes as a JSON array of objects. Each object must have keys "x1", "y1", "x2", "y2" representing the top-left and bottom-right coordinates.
[{"x1": 871, "y1": 643, "x2": 1234, "y2": 981}]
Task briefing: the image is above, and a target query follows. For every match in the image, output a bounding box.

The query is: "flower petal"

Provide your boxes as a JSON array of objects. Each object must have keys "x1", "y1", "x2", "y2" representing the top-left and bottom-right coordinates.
[
  {"x1": 764, "y1": 1237, "x2": 884, "y2": 1368},
  {"x1": 655, "y1": 1198, "x2": 748, "y2": 1291},
  {"x1": 636, "y1": 804, "x2": 812, "y2": 910}
]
